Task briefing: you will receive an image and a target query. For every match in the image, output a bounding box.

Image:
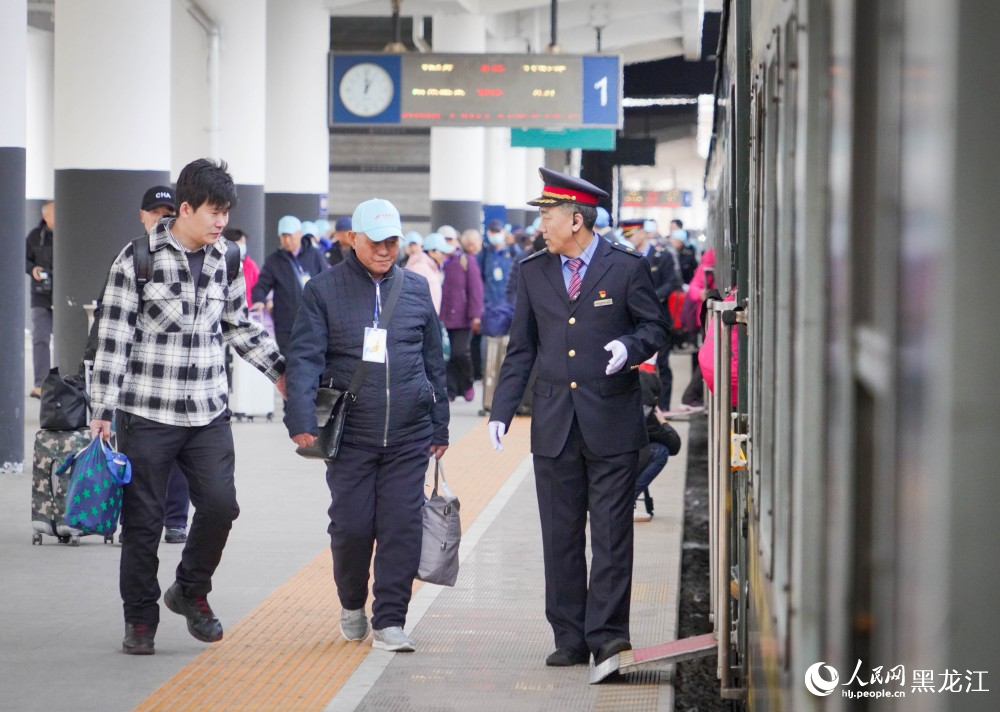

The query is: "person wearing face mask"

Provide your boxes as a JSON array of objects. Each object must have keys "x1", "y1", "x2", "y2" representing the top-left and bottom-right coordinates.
[{"x1": 478, "y1": 220, "x2": 516, "y2": 333}]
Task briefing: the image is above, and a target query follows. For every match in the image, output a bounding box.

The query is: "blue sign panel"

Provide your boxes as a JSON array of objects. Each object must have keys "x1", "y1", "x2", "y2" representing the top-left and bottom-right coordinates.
[
  {"x1": 331, "y1": 54, "x2": 401, "y2": 125},
  {"x1": 329, "y1": 53, "x2": 622, "y2": 128},
  {"x1": 582, "y1": 55, "x2": 620, "y2": 126}
]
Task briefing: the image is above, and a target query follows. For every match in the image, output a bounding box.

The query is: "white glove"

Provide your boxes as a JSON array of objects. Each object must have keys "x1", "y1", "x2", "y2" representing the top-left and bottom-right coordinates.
[
  {"x1": 604, "y1": 340, "x2": 627, "y2": 375},
  {"x1": 488, "y1": 421, "x2": 506, "y2": 452}
]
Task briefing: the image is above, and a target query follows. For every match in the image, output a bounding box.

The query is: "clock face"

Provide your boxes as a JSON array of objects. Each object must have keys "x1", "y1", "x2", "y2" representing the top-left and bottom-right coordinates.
[{"x1": 339, "y1": 62, "x2": 395, "y2": 118}]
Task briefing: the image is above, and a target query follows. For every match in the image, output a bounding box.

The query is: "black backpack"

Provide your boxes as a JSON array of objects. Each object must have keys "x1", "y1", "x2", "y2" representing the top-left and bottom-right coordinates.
[{"x1": 131, "y1": 236, "x2": 241, "y2": 301}]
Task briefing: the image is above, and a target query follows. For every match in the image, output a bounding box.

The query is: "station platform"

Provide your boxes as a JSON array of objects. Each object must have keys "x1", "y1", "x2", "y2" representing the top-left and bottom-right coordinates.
[{"x1": 0, "y1": 350, "x2": 691, "y2": 711}]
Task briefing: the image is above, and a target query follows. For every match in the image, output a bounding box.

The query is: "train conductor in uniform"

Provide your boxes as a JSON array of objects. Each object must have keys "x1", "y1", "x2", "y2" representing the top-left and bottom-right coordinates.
[{"x1": 487, "y1": 168, "x2": 670, "y2": 669}]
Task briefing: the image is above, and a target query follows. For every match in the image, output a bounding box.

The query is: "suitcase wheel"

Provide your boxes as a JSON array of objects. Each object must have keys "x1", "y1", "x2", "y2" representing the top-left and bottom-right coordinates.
[
  {"x1": 104, "y1": 533, "x2": 114, "y2": 545},
  {"x1": 32, "y1": 532, "x2": 42, "y2": 546},
  {"x1": 69, "y1": 535, "x2": 80, "y2": 547},
  {"x1": 57, "y1": 534, "x2": 71, "y2": 545},
  {"x1": 266, "y1": 413, "x2": 273, "y2": 422}
]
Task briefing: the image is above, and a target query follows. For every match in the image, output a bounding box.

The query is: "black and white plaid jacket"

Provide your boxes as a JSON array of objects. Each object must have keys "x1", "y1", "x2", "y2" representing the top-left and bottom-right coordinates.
[{"x1": 91, "y1": 219, "x2": 284, "y2": 426}]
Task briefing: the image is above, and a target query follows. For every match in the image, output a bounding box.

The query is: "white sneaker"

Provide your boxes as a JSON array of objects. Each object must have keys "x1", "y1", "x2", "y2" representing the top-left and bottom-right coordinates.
[
  {"x1": 340, "y1": 608, "x2": 370, "y2": 641},
  {"x1": 372, "y1": 626, "x2": 415, "y2": 652}
]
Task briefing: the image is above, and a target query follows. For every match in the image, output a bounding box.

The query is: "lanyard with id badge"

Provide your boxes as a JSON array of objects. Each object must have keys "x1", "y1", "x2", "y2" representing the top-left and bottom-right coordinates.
[
  {"x1": 364, "y1": 281, "x2": 388, "y2": 363},
  {"x1": 295, "y1": 267, "x2": 404, "y2": 461}
]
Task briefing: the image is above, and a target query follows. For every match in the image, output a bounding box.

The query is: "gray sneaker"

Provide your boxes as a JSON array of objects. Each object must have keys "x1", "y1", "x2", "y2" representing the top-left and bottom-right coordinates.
[
  {"x1": 340, "y1": 608, "x2": 370, "y2": 641},
  {"x1": 372, "y1": 626, "x2": 415, "y2": 652}
]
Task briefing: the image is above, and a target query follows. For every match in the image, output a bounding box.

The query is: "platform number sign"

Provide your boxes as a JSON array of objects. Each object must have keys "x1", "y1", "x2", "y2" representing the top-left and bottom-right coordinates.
[{"x1": 582, "y1": 55, "x2": 620, "y2": 126}]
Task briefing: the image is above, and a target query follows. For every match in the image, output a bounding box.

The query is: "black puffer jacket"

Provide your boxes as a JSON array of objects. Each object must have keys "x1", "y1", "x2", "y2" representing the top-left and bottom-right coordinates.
[
  {"x1": 283, "y1": 250, "x2": 449, "y2": 448},
  {"x1": 251, "y1": 243, "x2": 329, "y2": 351},
  {"x1": 25, "y1": 219, "x2": 54, "y2": 309}
]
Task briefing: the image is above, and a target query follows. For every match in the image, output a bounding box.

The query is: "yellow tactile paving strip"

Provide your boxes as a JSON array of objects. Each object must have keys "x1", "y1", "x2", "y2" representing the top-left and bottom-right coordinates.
[{"x1": 136, "y1": 418, "x2": 531, "y2": 712}]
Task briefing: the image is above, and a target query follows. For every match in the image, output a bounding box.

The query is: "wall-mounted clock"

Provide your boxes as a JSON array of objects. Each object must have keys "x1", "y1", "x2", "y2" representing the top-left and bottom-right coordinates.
[{"x1": 338, "y1": 62, "x2": 395, "y2": 118}]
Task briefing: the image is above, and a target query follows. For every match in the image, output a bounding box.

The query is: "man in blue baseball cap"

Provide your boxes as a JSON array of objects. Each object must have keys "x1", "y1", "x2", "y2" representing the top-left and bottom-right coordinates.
[
  {"x1": 325, "y1": 216, "x2": 353, "y2": 266},
  {"x1": 250, "y1": 215, "x2": 328, "y2": 355},
  {"x1": 283, "y1": 198, "x2": 449, "y2": 655},
  {"x1": 488, "y1": 167, "x2": 670, "y2": 669}
]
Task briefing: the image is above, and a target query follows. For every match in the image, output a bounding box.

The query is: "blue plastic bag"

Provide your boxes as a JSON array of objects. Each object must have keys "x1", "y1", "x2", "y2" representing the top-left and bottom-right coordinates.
[{"x1": 58, "y1": 437, "x2": 132, "y2": 536}]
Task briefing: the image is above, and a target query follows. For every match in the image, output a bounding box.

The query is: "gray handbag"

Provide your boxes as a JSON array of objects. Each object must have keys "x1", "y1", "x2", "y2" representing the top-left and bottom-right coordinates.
[{"x1": 416, "y1": 460, "x2": 461, "y2": 587}]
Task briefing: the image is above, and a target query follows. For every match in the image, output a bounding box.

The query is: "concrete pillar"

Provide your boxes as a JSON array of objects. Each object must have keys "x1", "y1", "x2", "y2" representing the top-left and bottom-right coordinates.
[
  {"x1": 523, "y1": 147, "x2": 545, "y2": 226},
  {"x1": 265, "y1": 0, "x2": 328, "y2": 255},
  {"x1": 504, "y1": 144, "x2": 529, "y2": 230},
  {"x1": 53, "y1": 0, "x2": 171, "y2": 373},
  {"x1": 482, "y1": 127, "x2": 509, "y2": 231},
  {"x1": 429, "y1": 13, "x2": 485, "y2": 232},
  {"x1": 173, "y1": 0, "x2": 268, "y2": 265},
  {"x1": 0, "y1": 0, "x2": 27, "y2": 473},
  {"x1": 25, "y1": 25, "x2": 54, "y2": 234}
]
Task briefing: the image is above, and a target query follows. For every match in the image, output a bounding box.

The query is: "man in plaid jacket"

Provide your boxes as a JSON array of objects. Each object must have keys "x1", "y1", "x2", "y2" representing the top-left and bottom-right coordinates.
[{"x1": 90, "y1": 159, "x2": 286, "y2": 656}]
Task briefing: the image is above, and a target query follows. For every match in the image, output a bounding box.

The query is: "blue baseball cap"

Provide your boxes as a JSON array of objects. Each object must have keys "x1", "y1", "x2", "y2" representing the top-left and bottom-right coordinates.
[
  {"x1": 423, "y1": 232, "x2": 456, "y2": 254},
  {"x1": 352, "y1": 198, "x2": 403, "y2": 242},
  {"x1": 314, "y1": 218, "x2": 331, "y2": 235},
  {"x1": 334, "y1": 216, "x2": 352, "y2": 232},
  {"x1": 595, "y1": 206, "x2": 611, "y2": 228},
  {"x1": 403, "y1": 230, "x2": 424, "y2": 247},
  {"x1": 300, "y1": 220, "x2": 317, "y2": 237},
  {"x1": 277, "y1": 215, "x2": 302, "y2": 236}
]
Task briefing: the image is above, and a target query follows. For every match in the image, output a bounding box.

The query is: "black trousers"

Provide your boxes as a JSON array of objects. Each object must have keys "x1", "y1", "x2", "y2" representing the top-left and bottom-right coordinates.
[
  {"x1": 116, "y1": 410, "x2": 239, "y2": 625},
  {"x1": 446, "y1": 327, "x2": 473, "y2": 398},
  {"x1": 326, "y1": 438, "x2": 431, "y2": 630},
  {"x1": 164, "y1": 463, "x2": 191, "y2": 528},
  {"x1": 532, "y1": 417, "x2": 638, "y2": 656}
]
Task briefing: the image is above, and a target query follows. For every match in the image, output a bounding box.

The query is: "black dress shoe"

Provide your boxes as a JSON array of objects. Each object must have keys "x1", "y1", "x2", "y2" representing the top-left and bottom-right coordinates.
[
  {"x1": 545, "y1": 647, "x2": 589, "y2": 667},
  {"x1": 122, "y1": 622, "x2": 156, "y2": 655},
  {"x1": 164, "y1": 582, "x2": 223, "y2": 643},
  {"x1": 594, "y1": 637, "x2": 632, "y2": 666}
]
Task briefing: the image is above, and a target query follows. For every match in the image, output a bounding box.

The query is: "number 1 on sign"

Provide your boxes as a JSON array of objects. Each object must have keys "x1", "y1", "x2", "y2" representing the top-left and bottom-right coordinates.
[{"x1": 593, "y1": 76, "x2": 608, "y2": 106}]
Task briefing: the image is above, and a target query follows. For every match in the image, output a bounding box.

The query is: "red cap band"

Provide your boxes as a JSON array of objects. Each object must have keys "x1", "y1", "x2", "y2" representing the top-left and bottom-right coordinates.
[{"x1": 540, "y1": 185, "x2": 600, "y2": 206}]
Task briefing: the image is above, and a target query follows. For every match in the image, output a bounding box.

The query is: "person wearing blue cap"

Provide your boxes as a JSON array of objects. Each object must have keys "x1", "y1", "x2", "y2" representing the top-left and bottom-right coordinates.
[
  {"x1": 250, "y1": 216, "x2": 329, "y2": 355},
  {"x1": 487, "y1": 167, "x2": 670, "y2": 669},
  {"x1": 594, "y1": 206, "x2": 613, "y2": 240},
  {"x1": 398, "y1": 230, "x2": 424, "y2": 268},
  {"x1": 325, "y1": 216, "x2": 353, "y2": 266},
  {"x1": 283, "y1": 198, "x2": 449, "y2": 655},
  {"x1": 407, "y1": 232, "x2": 443, "y2": 313}
]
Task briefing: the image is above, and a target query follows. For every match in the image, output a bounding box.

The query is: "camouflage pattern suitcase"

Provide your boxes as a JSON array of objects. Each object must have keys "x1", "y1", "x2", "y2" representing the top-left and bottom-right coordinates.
[{"x1": 30, "y1": 428, "x2": 93, "y2": 546}]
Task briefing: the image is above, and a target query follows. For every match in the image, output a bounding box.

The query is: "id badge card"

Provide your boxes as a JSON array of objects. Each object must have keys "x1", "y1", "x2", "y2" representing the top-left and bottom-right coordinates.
[
  {"x1": 363, "y1": 327, "x2": 387, "y2": 363},
  {"x1": 493, "y1": 266, "x2": 503, "y2": 282}
]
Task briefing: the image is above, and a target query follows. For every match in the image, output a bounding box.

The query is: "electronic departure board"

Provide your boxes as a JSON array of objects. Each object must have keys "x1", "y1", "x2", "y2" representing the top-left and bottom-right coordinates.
[{"x1": 329, "y1": 53, "x2": 622, "y2": 129}]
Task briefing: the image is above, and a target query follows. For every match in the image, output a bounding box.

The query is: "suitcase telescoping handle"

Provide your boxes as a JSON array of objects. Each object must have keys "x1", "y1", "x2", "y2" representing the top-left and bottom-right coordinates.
[{"x1": 83, "y1": 359, "x2": 94, "y2": 422}]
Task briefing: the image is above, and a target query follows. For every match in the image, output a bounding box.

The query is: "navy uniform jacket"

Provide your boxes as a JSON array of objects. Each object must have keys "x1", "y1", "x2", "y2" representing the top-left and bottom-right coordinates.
[{"x1": 491, "y1": 238, "x2": 670, "y2": 457}]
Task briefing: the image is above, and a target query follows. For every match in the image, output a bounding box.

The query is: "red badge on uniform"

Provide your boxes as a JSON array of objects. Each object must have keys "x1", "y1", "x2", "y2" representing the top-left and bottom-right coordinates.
[{"x1": 599, "y1": 290, "x2": 606, "y2": 298}]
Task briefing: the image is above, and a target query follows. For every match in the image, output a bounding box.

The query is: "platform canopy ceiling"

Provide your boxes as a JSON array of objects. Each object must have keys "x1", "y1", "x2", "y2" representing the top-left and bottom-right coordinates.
[{"x1": 325, "y1": 0, "x2": 723, "y2": 64}]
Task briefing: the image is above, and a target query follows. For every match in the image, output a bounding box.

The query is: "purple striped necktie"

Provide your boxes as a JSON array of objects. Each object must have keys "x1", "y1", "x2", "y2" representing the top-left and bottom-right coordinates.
[{"x1": 567, "y1": 257, "x2": 583, "y2": 300}]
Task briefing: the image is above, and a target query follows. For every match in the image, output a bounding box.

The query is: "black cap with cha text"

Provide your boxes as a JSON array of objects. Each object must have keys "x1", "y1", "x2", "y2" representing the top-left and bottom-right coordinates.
[{"x1": 141, "y1": 186, "x2": 175, "y2": 211}]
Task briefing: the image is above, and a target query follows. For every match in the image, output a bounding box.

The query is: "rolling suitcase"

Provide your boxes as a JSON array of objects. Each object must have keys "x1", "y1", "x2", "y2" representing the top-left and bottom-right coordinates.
[
  {"x1": 480, "y1": 334, "x2": 509, "y2": 414},
  {"x1": 30, "y1": 428, "x2": 93, "y2": 545},
  {"x1": 229, "y1": 312, "x2": 275, "y2": 421},
  {"x1": 480, "y1": 334, "x2": 536, "y2": 416},
  {"x1": 31, "y1": 359, "x2": 109, "y2": 545}
]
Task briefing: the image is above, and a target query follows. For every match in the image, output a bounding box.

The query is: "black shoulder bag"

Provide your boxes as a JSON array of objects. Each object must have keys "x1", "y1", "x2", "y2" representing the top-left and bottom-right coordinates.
[{"x1": 296, "y1": 267, "x2": 405, "y2": 461}]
